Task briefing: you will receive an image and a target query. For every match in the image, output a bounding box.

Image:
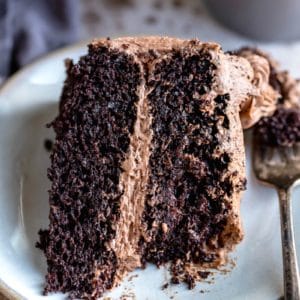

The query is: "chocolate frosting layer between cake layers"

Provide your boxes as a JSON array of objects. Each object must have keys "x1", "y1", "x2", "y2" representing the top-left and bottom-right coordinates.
[{"x1": 108, "y1": 61, "x2": 153, "y2": 284}]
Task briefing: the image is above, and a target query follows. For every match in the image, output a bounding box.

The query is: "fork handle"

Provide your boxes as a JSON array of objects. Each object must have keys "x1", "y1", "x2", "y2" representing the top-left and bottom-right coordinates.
[{"x1": 278, "y1": 187, "x2": 300, "y2": 300}]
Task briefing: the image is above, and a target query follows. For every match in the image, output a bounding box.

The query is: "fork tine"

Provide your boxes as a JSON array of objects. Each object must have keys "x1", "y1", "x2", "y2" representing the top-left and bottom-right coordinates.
[
  {"x1": 265, "y1": 147, "x2": 274, "y2": 161},
  {"x1": 254, "y1": 142, "x2": 271, "y2": 161},
  {"x1": 253, "y1": 143, "x2": 264, "y2": 165},
  {"x1": 267, "y1": 148, "x2": 287, "y2": 166},
  {"x1": 253, "y1": 144, "x2": 274, "y2": 178},
  {"x1": 279, "y1": 146, "x2": 293, "y2": 162}
]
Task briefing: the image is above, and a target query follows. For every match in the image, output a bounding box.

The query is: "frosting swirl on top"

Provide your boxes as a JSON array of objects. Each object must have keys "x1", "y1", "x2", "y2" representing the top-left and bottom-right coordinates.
[
  {"x1": 215, "y1": 50, "x2": 278, "y2": 129},
  {"x1": 238, "y1": 53, "x2": 279, "y2": 129},
  {"x1": 276, "y1": 71, "x2": 300, "y2": 109}
]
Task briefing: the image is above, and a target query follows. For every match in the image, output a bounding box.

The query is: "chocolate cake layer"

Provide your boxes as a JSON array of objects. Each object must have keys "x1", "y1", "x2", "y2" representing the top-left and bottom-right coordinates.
[
  {"x1": 38, "y1": 37, "x2": 278, "y2": 299},
  {"x1": 255, "y1": 107, "x2": 300, "y2": 147},
  {"x1": 37, "y1": 45, "x2": 141, "y2": 298}
]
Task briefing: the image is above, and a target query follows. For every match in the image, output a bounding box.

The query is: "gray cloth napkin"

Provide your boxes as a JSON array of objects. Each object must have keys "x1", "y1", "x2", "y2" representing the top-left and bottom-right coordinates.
[{"x1": 0, "y1": 0, "x2": 79, "y2": 84}]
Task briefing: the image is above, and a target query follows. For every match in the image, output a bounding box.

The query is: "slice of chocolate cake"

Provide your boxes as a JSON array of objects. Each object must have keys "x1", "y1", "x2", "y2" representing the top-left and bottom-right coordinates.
[{"x1": 37, "y1": 37, "x2": 278, "y2": 299}]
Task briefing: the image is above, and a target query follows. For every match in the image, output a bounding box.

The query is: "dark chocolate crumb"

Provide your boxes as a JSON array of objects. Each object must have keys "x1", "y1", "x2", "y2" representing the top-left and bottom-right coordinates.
[
  {"x1": 171, "y1": 277, "x2": 180, "y2": 285},
  {"x1": 44, "y1": 139, "x2": 53, "y2": 152},
  {"x1": 161, "y1": 283, "x2": 169, "y2": 290},
  {"x1": 198, "y1": 271, "x2": 210, "y2": 279},
  {"x1": 185, "y1": 274, "x2": 196, "y2": 289},
  {"x1": 255, "y1": 107, "x2": 300, "y2": 147}
]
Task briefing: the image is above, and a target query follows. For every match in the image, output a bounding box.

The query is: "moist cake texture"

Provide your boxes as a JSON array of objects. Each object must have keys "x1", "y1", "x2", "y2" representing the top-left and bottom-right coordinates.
[
  {"x1": 255, "y1": 107, "x2": 300, "y2": 147},
  {"x1": 38, "y1": 46, "x2": 141, "y2": 298},
  {"x1": 37, "y1": 37, "x2": 278, "y2": 299}
]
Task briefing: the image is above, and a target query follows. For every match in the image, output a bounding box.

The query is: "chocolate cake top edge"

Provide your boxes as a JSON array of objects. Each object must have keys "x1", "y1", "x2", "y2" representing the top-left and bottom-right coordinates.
[
  {"x1": 235, "y1": 46, "x2": 300, "y2": 109},
  {"x1": 90, "y1": 36, "x2": 220, "y2": 53},
  {"x1": 90, "y1": 36, "x2": 278, "y2": 130}
]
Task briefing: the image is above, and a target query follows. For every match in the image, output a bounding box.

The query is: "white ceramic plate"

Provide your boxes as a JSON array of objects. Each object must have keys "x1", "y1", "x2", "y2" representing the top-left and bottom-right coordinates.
[{"x1": 0, "y1": 43, "x2": 300, "y2": 300}]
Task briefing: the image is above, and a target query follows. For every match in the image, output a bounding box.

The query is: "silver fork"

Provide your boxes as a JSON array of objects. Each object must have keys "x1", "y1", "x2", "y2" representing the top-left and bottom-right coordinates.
[{"x1": 253, "y1": 137, "x2": 300, "y2": 300}]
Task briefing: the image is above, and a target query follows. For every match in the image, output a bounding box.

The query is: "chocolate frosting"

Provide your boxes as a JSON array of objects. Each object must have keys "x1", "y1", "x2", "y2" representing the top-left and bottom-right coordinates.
[
  {"x1": 109, "y1": 67, "x2": 153, "y2": 284},
  {"x1": 236, "y1": 52, "x2": 279, "y2": 128},
  {"x1": 276, "y1": 71, "x2": 300, "y2": 108}
]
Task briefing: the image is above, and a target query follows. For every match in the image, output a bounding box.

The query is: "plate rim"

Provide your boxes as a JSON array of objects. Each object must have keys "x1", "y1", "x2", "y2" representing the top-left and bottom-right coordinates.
[{"x1": 0, "y1": 40, "x2": 88, "y2": 97}]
